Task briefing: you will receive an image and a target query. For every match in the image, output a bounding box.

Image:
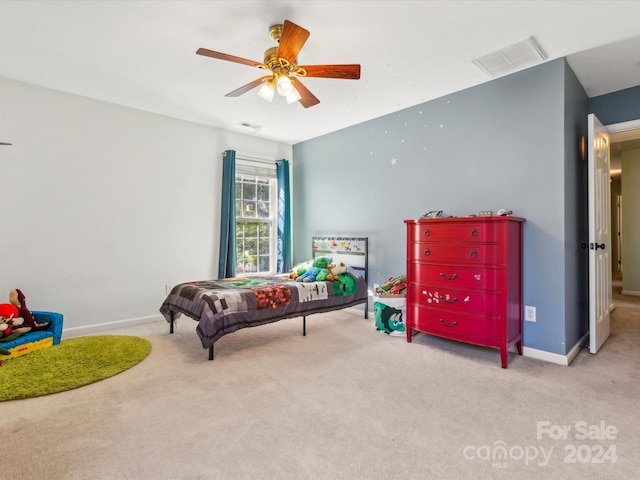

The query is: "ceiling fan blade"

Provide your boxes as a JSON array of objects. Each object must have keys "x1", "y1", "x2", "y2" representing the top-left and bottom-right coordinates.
[
  {"x1": 196, "y1": 48, "x2": 263, "y2": 68},
  {"x1": 0, "y1": 142, "x2": 12, "y2": 145},
  {"x1": 277, "y1": 20, "x2": 310, "y2": 63},
  {"x1": 297, "y1": 64, "x2": 361, "y2": 80},
  {"x1": 292, "y1": 79, "x2": 320, "y2": 108},
  {"x1": 225, "y1": 77, "x2": 270, "y2": 97}
]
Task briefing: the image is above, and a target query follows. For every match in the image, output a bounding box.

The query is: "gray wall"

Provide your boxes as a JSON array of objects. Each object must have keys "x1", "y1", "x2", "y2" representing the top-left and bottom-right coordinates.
[
  {"x1": 611, "y1": 178, "x2": 621, "y2": 273},
  {"x1": 293, "y1": 58, "x2": 582, "y2": 355},
  {"x1": 621, "y1": 148, "x2": 640, "y2": 293}
]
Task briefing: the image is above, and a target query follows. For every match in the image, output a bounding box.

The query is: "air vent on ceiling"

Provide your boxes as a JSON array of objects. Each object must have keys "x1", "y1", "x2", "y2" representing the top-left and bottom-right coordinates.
[
  {"x1": 238, "y1": 122, "x2": 262, "y2": 133},
  {"x1": 472, "y1": 36, "x2": 547, "y2": 78}
]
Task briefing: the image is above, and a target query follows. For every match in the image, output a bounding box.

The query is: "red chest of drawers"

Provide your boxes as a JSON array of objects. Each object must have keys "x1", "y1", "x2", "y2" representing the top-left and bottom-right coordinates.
[{"x1": 404, "y1": 216, "x2": 525, "y2": 368}]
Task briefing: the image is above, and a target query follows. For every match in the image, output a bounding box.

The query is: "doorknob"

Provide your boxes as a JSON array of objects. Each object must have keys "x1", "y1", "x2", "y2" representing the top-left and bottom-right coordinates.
[{"x1": 589, "y1": 243, "x2": 606, "y2": 250}]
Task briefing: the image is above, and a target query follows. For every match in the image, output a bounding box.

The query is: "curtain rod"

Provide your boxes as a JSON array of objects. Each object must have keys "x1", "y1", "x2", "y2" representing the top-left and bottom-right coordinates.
[{"x1": 235, "y1": 152, "x2": 277, "y2": 165}]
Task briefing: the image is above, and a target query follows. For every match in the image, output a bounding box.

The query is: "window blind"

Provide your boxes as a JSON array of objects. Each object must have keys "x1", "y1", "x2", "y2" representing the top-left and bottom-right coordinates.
[{"x1": 236, "y1": 155, "x2": 277, "y2": 178}]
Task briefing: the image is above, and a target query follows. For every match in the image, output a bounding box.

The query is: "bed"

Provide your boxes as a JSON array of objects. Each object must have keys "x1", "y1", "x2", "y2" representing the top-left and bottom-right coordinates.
[{"x1": 159, "y1": 236, "x2": 369, "y2": 360}]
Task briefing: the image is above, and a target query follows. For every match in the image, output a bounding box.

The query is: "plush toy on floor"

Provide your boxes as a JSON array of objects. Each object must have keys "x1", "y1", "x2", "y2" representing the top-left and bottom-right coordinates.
[
  {"x1": 9, "y1": 289, "x2": 50, "y2": 333},
  {"x1": 1, "y1": 303, "x2": 26, "y2": 354},
  {"x1": 1, "y1": 303, "x2": 21, "y2": 339},
  {"x1": 0, "y1": 291, "x2": 62, "y2": 360}
]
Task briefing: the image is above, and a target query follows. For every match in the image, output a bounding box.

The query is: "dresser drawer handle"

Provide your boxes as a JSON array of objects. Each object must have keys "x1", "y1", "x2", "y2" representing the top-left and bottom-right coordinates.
[
  {"x1": 424, "y1": 249, "x2": 430, "y2": 256},
  {"x1": 439, "y1": 295, "x2": 458, "y2": 303},
  {"x1": 470, "y1": 249, "x2": 477, "y2": 258},
  {"x1": 439, "y1": 272, "x2": 458, "y2": 281},
  {"x1": 439, "y1": 318, "x2": 458, "y2": 327},
  {"x1": 471, "y1": 228, "x2": 478, "y2": 237},
  {"x1": 423, "y1": 229, "x2": 430, "y2": 236}
]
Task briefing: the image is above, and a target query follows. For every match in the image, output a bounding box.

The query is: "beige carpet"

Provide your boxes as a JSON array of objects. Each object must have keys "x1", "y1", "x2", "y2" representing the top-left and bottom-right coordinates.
[
  {"x1": 3, "y1": 306, "x2": 639, "y2": 480},
  {"x1": 612, "y1": 271, "x2": 640, "y2": 309}
]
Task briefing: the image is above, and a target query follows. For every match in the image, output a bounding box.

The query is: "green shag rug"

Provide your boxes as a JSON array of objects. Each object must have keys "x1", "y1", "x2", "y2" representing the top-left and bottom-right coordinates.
[{"x1": 0, "y1": 335, "x2": 152, "y2": 401}]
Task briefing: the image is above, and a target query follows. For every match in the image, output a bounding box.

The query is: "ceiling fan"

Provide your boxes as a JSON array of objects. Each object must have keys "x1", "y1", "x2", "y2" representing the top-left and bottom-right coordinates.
[{"x1": 196, "y1": 20, "x2": 360, "y2": 108}]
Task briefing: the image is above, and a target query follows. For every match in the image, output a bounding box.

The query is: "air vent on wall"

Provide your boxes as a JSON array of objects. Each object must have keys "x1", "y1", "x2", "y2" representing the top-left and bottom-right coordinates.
[{"x1": 472, "y1": 36, "x2": 547, "y2": 78}]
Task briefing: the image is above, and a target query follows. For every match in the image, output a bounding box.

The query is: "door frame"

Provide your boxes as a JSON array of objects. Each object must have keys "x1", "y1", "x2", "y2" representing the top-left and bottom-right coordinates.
[
  {"x1": 606, "y1": 118, "x2": 640, "y2": 136},
  {"x1": 606, "y1": 118, "x2": 640, "y2": 281}
]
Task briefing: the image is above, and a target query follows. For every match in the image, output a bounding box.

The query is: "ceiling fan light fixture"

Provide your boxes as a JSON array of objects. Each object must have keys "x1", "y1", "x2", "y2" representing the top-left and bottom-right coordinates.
[
  {"x1": 276, "y1": 75, "x2": 294, "y2": 96},
  {"x1": 257, "y1": 77, "x2": 276, "y2": 102},
  {"x1": 286, "y1": 88, "x2": 302, "y2": 104},
  {"x1": 197, "y1": 19, "x2": 359, "y2": 108}
]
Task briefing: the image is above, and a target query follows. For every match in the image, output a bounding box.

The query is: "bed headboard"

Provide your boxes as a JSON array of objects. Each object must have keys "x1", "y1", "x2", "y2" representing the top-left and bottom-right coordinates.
[{"x1": 312, "y1": 236, "x2": 368, "y2": 284}]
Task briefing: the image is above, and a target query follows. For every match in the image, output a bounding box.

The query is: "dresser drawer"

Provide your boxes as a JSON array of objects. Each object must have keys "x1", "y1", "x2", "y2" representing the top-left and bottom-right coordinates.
[
  {"x1": 407, "y1": 263, "x2": 502, "y2": 291},
  {"x1": 407, "y1": 243, "x2": 504, "y2": 265},
  {"x1": 409, "y1": 305, "x2": 500, "y2": 345},
  {"x1": 409, "y1": 285, "x2": 502, "y2": 316},
  {"x1": 406, "y1": 222, "x2": 502, "y2": 243}
]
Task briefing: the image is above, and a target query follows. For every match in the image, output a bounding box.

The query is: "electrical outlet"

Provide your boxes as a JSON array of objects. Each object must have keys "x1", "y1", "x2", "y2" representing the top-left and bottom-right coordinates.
[{"x1": 524, "y1": 305, "x2": 536, "y2": 322}]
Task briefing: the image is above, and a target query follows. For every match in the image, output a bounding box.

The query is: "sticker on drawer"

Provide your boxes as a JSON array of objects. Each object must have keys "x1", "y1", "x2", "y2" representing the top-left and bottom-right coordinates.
[{"x1": 421, "y1": 289, "x2": 472, "y2": 305}]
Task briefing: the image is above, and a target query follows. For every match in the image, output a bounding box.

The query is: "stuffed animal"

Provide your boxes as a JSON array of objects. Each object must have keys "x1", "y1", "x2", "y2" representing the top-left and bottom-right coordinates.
[
  {"x1": 296, "y1": 266, "x2": 322, "y2": 282},
  {"x1": 0, "y1": 303, "x2": 26, "y2": 345},
  {"x1": 312, "y1": 256, "x2": 332, "y2": 269},
  {"x1": 290, "y1": 260, "x2": 313, "y2": 280},
  {"x1": 8, "y1": 289, "x2": 50, "y2": 332},
  {"x1": 316, "y1": 262, "x2": 348, "y2": 282},
  {"x1": 0, "y1": 303, "x2": 19, "y2": 323},
  {"x1": 290, "y1": 256, "x2": 332, "y2": 280},
  {"x1": 326, "y1": 261, "x2": 348, "y2": 281},
  {"x1": 314, "y1": 267, "x2": 331, "y2": 282},
  {"x1": 374, "y1": 275, "x2": 407, "y2": 296}
]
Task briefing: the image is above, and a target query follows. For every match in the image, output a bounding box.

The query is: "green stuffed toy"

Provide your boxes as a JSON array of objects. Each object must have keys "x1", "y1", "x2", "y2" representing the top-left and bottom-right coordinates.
[
  {"x1": 290, "y1": 260, "x2": 312, "y2": 280},
  {"x1": 312, "y1": 256, "x2": 331, "y2": 269},
  {"x1": 315, "y1": 268, "x2": 330, "y2": 282},
  {"x1": 316, "y1": 261, "x2": 348, "y2": 282},
  {"x1": 333, "y1": 271, "x2": 357, "y2": 296},
  {"x1": 290, "y1": 256, "x2": 332, "y2": 281}
]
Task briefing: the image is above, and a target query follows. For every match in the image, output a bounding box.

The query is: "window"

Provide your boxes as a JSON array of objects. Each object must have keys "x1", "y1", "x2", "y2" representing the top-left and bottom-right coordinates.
[{"x1": 235, "y1": 161, "x2": 277, "y2": 275}]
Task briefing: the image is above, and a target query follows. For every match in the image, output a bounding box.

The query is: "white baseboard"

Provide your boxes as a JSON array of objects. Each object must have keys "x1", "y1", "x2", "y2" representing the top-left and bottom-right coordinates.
[
  {"x1": 63, "y1": 315, "x2": 165, "y2": 338},
  {"x1": 522, "y1": 331, "x2": 588, "y2": 366},
  {"x1": 565, "y1": 332, "x2": 589, "y2": 364},
  {"x1": 621, "y1": 289, "x2": 640, "y2": 297}
]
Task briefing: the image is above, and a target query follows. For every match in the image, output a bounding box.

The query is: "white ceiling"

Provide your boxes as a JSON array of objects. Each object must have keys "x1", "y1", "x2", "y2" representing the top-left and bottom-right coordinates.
[{"x1": 2, "y1": 0, "x2": 640, "y2": 145}]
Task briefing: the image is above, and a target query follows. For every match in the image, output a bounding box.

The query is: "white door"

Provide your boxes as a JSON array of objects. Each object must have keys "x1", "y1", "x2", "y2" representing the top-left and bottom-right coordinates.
[{"x1": 588, "y1": 113, "x2": 612, "y2": 354}]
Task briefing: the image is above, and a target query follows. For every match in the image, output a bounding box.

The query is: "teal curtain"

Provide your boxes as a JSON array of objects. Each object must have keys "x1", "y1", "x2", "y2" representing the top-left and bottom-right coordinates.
[
  {"x1": 218, "y1": 150, "x2": 236, "y2": 278},
  {"x1": 276, "y1": 159, "x2": 292, "y2": 273}
]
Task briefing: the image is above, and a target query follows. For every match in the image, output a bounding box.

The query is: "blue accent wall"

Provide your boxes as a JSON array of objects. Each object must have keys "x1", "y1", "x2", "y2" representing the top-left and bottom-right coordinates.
[
  {"x1": 563, "y1": 63, "x2": 590, "y2": 351},
  {"x1": 589, "y1": 85, "x2": 640, "y2": 125},
  {"x1": 293, "y1": 58, "x2": 591, "y2": 356}
]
